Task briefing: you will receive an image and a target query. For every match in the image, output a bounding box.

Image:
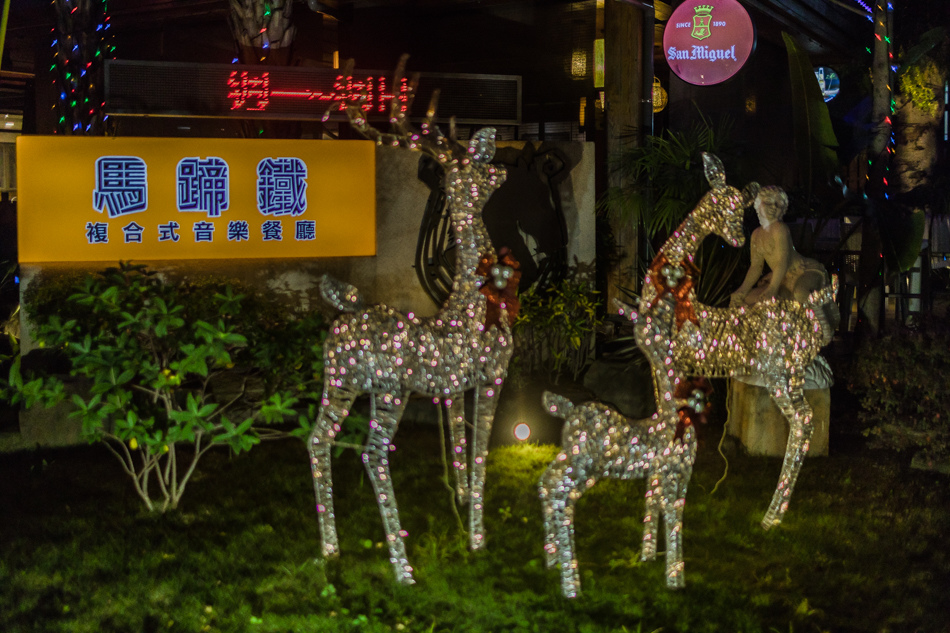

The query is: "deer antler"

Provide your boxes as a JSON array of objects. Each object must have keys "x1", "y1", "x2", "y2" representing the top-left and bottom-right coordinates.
[{"x1": 324, "y1": 55, "x2": 472, "y2": 166}]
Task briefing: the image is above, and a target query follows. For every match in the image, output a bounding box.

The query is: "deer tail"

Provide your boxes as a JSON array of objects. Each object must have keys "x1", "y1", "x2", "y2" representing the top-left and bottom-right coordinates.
[
  {"x1": 806, "y1": 274, "x2": 840, "y2": 345},
  {"x1": 320, "y1": 274, "x2": 365, "y2": 313},
  {"x1": 542, "y1": 391, "x2": 574, "y2": 419}
]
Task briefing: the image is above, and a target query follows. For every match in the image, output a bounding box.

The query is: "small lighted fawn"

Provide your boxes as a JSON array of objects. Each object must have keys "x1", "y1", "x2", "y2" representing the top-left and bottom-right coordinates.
[
  {"x1": 538, "y1": 310, "x2": 709, "y2": 596},
  {"x1": 638, "y1": 153, "x2": 838, "y2": 529},
  {"x1": 308, "y1": 59, "x2": 516, "y2": 584}
]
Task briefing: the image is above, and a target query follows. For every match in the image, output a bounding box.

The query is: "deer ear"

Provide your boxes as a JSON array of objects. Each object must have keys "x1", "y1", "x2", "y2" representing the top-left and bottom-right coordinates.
[
  {"x1": 468, "y1": 128, "x2": 497, "y2": 163},
  {"x1": 612, "y1": 297, "x2": 639, "y2": 323},
  {"x1": 702, "y1": 152, "x2": 726, "y2": 190},
  {"x1": 741, "y1": 182, "x2": 760, "y2": 208}
]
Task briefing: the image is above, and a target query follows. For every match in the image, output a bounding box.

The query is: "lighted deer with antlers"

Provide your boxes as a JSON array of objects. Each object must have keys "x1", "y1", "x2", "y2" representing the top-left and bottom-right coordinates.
[
  {"x1": 638, "y1": 153, "x2": 838, "y2": 530},
  {"x1": 308, "y1": 57, "x2": 519, "y2": 584}
]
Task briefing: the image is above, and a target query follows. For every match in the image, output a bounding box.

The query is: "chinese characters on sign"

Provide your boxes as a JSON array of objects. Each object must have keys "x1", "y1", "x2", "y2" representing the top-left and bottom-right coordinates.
[
  {"x1": 85, "y1": 155, "x2": 314, "y2": 245},
  {"x1": 663, "y1": 0, "x2": 755, "y2": 86},
  {"x1": 93, "y1": 156, "x2": 148, "y2": 217},
  {"x1": 17, "y1": 136, "x2": 376, "y2": 262},
  {"x1": 178, "y1": 157, "x2": 229, "y2": 217},
  {"x1": 257, "y1": 158, "x2": 307, "y2": 217},
  {"x1": 227, "y1": 71, "x2": 270, "y2": 111}
]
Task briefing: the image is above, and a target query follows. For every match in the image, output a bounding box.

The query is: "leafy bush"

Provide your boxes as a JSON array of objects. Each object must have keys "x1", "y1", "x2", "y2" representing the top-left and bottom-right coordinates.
[
  {"x1": 512, "y1": 273, "x2": 602, "y2": 383},
  {"x1": 850, "y1": 317, "x2": 950, "y2": 461},
  {"x1": 600, "y1": 112, "x2": 739, "y2": 240},
  {"x1": 1, "y1": 262, "x2": 326, "y2": 513},
  {"x1": 0, "y1": 261, "x2": 18, "y2": 351},
  {"x1": 899, "y1": 58, "x2": 944, "y2": 118},
  {"x1": 598, "y1": 111, "x2": 749, "y2": 310}
]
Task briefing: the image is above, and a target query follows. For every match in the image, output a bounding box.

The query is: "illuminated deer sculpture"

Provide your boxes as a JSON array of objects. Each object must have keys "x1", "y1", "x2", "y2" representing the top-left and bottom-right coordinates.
[
  {"x1": 539, "y1": 153, "x2": 837, "y2": 597},
  {"x1": 538, "y1": 332, "x2": 708, "y2": 596},
  {"x1": 308, "y1": 58, "x2": 517, "y2": 584},
  {"x1": 638, "y1": 153, "x2": 838, "y2": 529}
]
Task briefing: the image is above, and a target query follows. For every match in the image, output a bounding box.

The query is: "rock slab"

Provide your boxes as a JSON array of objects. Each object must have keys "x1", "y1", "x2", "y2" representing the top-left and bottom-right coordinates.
[{"x1": 727, "y1": 380, "x2": 830, "y2": 457}]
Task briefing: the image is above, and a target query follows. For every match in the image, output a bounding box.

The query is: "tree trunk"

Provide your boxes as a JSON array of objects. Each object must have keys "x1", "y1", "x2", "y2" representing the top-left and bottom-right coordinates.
[
  {"x1": 894, "y1": 65, "x2": 947, "y2": 197},
  {"x1": 605, "y1": 0, "x2": 644, "y2": 307},
  {"x1": 855, "y1": 3, "x2": 893, "y2": 338}
]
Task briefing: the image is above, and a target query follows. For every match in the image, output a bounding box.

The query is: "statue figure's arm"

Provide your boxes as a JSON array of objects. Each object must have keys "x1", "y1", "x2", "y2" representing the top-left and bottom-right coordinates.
[
  {"x1": 759, "y1": 223, "x2": 792, "y2": 301},
  {"x1": 730, "y1": 228, "x2": 767, "y2": 306}
]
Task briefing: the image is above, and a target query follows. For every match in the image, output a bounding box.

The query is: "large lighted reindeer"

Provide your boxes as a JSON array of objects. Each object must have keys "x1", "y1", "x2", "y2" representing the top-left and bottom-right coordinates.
[
  {"x1": 308, "y1": 57, "x2": 518, "y2": 584},
  {"x1": 639, "y1": 153, "x2": 838, "y2": 530}
]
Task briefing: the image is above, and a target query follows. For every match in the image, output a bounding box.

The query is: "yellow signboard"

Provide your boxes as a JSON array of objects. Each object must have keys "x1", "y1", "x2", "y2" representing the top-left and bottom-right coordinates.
[{"x1": 17, "y1": 136, "x2": 376, "y2": 263}]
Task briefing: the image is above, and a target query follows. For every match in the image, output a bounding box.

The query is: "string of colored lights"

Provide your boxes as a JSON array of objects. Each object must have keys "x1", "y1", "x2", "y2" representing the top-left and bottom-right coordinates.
[
  {"x1": 50, "y1": 0, "x2": 114, "y2": 135},
  {"x1": 851, "y1": 0, "x2": 873, "y2": 21},
  {"x1": 866, "y1": 2, "x2": 895, "y2": 200}
]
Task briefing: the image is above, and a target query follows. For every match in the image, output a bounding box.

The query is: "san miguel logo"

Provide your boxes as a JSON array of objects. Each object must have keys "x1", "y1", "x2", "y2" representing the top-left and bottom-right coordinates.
[
  {"x1": 663, "y1": 0, "x2": 755, "y2": 86},
  {"x1": 691, "y1": 5, "x2": 714, "y2": 40}
]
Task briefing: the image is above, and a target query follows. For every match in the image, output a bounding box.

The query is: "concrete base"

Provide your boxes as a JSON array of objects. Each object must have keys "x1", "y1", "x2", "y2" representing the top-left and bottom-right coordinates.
[
  {"x1": 0, "y1": 431, "x2": 32, "y2": 452},
  {"x1": 726, "y1": 380, "x2": 830, "y2": 457}
]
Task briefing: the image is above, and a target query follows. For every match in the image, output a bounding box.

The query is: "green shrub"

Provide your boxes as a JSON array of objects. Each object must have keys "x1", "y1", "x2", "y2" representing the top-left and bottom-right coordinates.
[
  {"x1": 512, "y1": 273, "x2": 602, "y2": 384},
  {"x1": 1, "y1": 262, "x2": 326, "y2": 513},
  {"x1": 899, "y1": 59, "x2": 943, "y2": 118},
  {"x1": 850, "y1": 317, "x2": 950, "y2": 461}
]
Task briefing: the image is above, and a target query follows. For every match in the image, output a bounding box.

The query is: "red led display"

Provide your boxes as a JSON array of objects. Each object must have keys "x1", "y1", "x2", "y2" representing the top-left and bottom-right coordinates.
[
  {"x1": 226, "y1": 70, "x2": 411, "y2": 115},
  {"x1": 105, "y1": 61, "x2": 520, "y2": 124}
]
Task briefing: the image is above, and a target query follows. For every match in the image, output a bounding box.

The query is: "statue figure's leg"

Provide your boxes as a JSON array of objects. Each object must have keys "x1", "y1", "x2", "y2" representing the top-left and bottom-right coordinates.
[
  {"x1": 308, "y1": 385, "x2": 358, "y2": 559},
  {"x1": 363, "y1": 391, "x2": 415, "y2": 584},
  {"x1": 762, "y1": 378, "x2": 814, "y2": 529}
]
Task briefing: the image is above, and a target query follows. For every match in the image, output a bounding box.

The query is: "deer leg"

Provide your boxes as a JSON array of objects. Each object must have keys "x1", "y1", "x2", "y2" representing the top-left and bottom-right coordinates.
[
  {"x1": 661, "y1": 470, "x2": 688, "y2": 589},
  {"x1": 308, "y1": 386, "x2": 358, "y2": 559},
  {"x1": 538, "y1": 457, "x2": 568, "y2": 569},
  {"x1": 641, "y1": 467, "x2": 661, "y2": 562},
  {"x1": 468, "y1": 383, "x2": 501, "y2": 550},
  {"x1": 762, "y1": 380, "x2": 814, "y2": 529},
  {"x1": 546, "y1": 474, "x2": 583, "y2": 598},
  {"x1": 641, "y1": 413, "x2": 671, "y2": 563},
  {"x1": 445, "y1": 397, "x2": 469, "y2": 505},
  {"x1": 363, "y1": 391, "x2": 415, "y2": 584},
  {"x1": 559, "y1": 492, "x2": 584, "y2": 598}
]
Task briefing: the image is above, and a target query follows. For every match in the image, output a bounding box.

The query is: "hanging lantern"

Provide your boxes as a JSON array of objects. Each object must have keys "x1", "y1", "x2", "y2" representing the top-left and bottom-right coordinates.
[{"x1": 653, "y1": 77, "x2": 668, "y2": 113}]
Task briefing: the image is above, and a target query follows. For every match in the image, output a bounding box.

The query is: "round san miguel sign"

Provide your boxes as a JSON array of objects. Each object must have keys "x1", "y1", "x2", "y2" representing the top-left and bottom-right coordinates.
[{"x1": 663, "y1": 0, "x2": 755, "y2": 86}]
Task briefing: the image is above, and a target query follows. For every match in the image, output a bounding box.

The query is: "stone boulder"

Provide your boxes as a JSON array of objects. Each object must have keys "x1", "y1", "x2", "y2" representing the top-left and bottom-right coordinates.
[{"x1": 582, "y1": 357, "x2": 656, "y2": 419}]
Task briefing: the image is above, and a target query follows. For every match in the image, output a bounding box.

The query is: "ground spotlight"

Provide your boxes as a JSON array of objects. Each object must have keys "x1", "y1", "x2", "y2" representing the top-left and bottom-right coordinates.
[{"x1": 513, "y1": 422, "x2": 531, "y2": 441}]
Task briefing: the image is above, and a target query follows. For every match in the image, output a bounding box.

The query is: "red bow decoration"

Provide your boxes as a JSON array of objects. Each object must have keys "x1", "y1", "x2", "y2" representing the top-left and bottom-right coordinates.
[
  {"x1": 477, "y1": 247, "x2": 521, "y2": 329},
  {"x1": 674, "y1": 377, "x2": 713, "y2": 441},
  {"x1": 647, "y1": 253, "x2": 700, "y2": 329}
]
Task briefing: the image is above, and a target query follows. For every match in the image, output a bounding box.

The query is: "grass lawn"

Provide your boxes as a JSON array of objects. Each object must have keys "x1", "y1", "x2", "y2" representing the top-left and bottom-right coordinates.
[{"x1": 1, "y1": 408, "x2": 949, "y2": 633}]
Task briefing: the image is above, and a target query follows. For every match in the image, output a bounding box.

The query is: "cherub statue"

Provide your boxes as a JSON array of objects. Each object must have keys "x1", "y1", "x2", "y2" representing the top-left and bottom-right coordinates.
[
  {"x1": 729, "y1": 186, "x2": 834, "y2": 310},
  {"x1": 727, "y1": 184, "x2": 838, "y2": 458}
]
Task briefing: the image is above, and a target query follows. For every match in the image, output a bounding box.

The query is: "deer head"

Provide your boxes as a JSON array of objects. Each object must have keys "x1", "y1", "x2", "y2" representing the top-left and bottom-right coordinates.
[
  {"x1": 327, "y1": 55, "x2": 501, "y2": 178},
  {"x1": 325, "y1": 56, "x2": 505, "y2": 268},
  {"x1": 697, "y1": 152, "x2": 758, "y2": 249}
]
